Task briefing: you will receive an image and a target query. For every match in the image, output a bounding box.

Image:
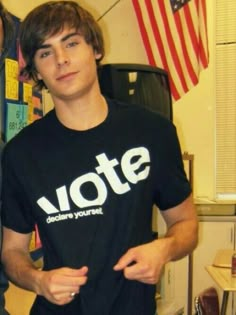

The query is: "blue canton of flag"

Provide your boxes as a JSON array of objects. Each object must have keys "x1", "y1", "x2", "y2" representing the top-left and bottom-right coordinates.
[{"x1": 170, "y1": 0, "x2": 191, "y2": 12}]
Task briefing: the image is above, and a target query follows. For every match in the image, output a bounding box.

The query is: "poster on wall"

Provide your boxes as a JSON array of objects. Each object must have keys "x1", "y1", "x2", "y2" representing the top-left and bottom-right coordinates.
[
  {"x1": 5, "y1": 58, "x2": 19, "y2": 100},
  {"x1": 5, "y1": 102, "x2": 28, "y2": 142}
]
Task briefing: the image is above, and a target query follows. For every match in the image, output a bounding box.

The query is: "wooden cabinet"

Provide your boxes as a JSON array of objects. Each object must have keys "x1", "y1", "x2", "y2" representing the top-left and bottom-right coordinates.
[{"x1": 158, "y1": 256, "x2": 188, "y2": 314}]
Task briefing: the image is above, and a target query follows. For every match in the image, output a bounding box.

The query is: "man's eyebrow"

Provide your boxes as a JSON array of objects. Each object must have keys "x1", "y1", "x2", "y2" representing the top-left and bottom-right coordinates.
[
  {"x1": 37, "y1": 32, "x2": 80, "y2": 50},
  {"x1": 61, "y1": 32, "x2": 80, "y2": 42}
]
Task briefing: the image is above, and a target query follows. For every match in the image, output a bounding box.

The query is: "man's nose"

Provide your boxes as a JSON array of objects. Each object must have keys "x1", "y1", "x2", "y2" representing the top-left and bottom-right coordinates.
[{"x1": 55, "y1": 48, "x2": 70, "y2": 66}]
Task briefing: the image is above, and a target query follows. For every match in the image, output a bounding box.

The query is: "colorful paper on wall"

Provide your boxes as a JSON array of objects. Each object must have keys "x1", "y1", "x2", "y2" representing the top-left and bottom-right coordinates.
[
  {"x1": 23, "y1": 82, "x2": 33, "y2": 103},
  {"x1": 32, "y1": 95, "x2": 43, "y2": 121},
  {"x1": 6, "y1": 102, "x2": 28, "y2": 141},
  {"x1": 5, "y1": 58, "x2": 18, "y2": 79},
  {"x1": 5, "y1": 58, "x2": 19, "y2": 100},
  {"x1": 5, "y1": 78, "x2": 19, "y2": 100}
]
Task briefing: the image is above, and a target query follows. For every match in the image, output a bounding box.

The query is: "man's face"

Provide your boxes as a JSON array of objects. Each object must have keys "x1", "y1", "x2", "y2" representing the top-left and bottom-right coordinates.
[{"x1": 34, "y1": 27, "x2": 101, "y2": 102}]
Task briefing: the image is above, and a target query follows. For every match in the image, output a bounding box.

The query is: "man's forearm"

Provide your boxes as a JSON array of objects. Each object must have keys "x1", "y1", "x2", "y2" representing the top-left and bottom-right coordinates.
[
  {"x1": 2, "y1": 249, "x2": 42, "y2": 293},
  {"x1": 165, "y1": 218, "x2": 198, "y2": 261}
]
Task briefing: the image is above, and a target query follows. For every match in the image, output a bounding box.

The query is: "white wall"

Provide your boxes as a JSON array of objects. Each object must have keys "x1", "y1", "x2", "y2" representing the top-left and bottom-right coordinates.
[
  {"x1": 173, "y1": 1, "x2": 216, "y2": 200},
  {"x1": 3, "y1": 0, "x2": 216, "y2": 199}
]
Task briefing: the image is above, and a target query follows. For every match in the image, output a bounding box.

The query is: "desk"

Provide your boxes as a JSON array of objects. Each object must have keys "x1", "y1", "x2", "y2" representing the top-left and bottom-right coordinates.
[
  {"x1": 206, "y1": 265, "x2": 236, "y2": 315},
  {"x1": 156, "y1": 299, "x2": 184, "y2": 315}
]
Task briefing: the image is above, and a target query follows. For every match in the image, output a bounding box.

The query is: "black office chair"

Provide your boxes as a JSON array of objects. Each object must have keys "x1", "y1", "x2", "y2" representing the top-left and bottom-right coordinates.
[{"x1": 194, "y1": 287, "x2": 220, "y2": 315}]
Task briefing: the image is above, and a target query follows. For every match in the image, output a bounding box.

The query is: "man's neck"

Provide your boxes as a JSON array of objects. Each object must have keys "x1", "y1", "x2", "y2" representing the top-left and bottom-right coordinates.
[{"x1": 53, "y1": 94, "x2": 108, "y2": 131}]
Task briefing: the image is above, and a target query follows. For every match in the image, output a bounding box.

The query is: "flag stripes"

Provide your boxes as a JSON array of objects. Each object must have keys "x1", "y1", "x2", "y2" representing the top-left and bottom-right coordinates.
[{"x1": 132, "y1": 0, "x2": 209, "y2": 102}]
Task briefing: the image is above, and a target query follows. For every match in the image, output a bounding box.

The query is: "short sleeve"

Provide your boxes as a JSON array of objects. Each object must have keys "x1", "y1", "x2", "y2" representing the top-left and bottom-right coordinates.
[
  {"x1": 1, "y1": 143, "x2": 35, "y2": 233},
  {"x1": 152, "y1": 122, "x2": 191, "y2": 210}
]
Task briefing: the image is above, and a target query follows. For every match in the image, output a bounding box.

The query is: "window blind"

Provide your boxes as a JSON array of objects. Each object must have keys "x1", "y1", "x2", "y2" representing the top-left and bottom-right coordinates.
[{"x1": 215, "y1": 0, "x2": 236, "y2": 199}]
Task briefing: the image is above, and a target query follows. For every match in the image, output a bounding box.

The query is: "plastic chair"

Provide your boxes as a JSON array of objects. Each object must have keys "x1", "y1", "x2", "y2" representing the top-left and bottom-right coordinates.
[{"x1": 194, "y1": 287, "x2": 220, "y2": 315}]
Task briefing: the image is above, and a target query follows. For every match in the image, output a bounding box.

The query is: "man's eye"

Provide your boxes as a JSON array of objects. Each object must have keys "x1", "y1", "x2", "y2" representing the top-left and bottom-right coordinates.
[
  {"x1": 39, "y1": 51, "x2": 51, "y2": 58},
  {"x1": 67, "y1": 41, "x2": 79, "y2": 48}
]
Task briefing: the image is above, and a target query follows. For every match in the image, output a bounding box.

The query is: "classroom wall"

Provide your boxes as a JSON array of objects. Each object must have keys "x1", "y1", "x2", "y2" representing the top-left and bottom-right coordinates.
[{"x1": 2, "y1": 0, "x2": 216, "y2": 200}]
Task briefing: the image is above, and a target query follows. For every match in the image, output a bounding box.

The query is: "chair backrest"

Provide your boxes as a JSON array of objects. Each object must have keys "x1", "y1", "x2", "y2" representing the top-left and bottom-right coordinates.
[{"x1": 194, "y1": 287, "x2": 220, "y2": 315}]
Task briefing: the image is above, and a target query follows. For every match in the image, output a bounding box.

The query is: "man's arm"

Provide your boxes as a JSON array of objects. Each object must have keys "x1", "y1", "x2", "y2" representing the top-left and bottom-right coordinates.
[
  {"x1": 113, "y1": 194, "x2": 198, "y2": 284},
  {"x1": 1, "y1": 227, "x2": 88, "y2": 305},
  {"x1": 1, "y1": 228, "x2": 43, "y2": 291},
  {"x1": 160, "y1": 193, "x2": 198, "y2": 261}
]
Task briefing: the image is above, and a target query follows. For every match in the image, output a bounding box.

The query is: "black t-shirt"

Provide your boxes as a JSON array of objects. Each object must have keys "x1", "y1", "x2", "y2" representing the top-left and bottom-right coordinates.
[{"x1": 1, "y1": 99, "x2": 191, "y2": 315}]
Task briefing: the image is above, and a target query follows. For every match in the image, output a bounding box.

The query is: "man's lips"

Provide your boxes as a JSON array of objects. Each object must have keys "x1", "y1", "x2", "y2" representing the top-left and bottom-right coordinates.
[{"x1": 56, "y1": 71, "x2": 78, "y2": 81}]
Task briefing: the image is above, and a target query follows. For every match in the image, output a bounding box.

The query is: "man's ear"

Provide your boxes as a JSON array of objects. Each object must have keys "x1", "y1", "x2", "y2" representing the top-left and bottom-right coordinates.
[
  {"x1": 95, "y1": 50, "x2": 102, "y2": 60},
  {"x1": 33, "y1": 63, "x2": 42, "y2": 80},
  {"x1": 36, "y1": 71, "x2": 43, "y2": 80}
]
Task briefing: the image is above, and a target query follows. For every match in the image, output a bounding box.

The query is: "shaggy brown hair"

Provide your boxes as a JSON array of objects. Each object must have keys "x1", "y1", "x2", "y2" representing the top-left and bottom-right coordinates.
[{"x1": 19, "y1": 1, "x2": 105, "y2": 90}]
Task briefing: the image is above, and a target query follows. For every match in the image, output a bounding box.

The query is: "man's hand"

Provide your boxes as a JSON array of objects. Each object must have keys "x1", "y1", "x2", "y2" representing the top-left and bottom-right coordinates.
[
  {"x1": 113, "y1": 195, "x2": 198, "y2": 285},
  {"x1": 36, "y1": 266, "x2": 88, "y2": 305},
  {"x1": 113, "y1": 240, "x2": 166, "y2": 284}
]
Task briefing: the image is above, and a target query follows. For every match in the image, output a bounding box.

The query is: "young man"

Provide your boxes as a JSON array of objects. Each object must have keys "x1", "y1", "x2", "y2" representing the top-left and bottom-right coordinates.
[{"x1": 1, "y1": 1, "x2": 198, "y2": 314}]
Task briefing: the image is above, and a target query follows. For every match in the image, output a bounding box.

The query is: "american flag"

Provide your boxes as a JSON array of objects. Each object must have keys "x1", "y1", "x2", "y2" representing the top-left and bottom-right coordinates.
[{"x1": 132, "y1": 0, "x2": 209, "y2": 102}]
